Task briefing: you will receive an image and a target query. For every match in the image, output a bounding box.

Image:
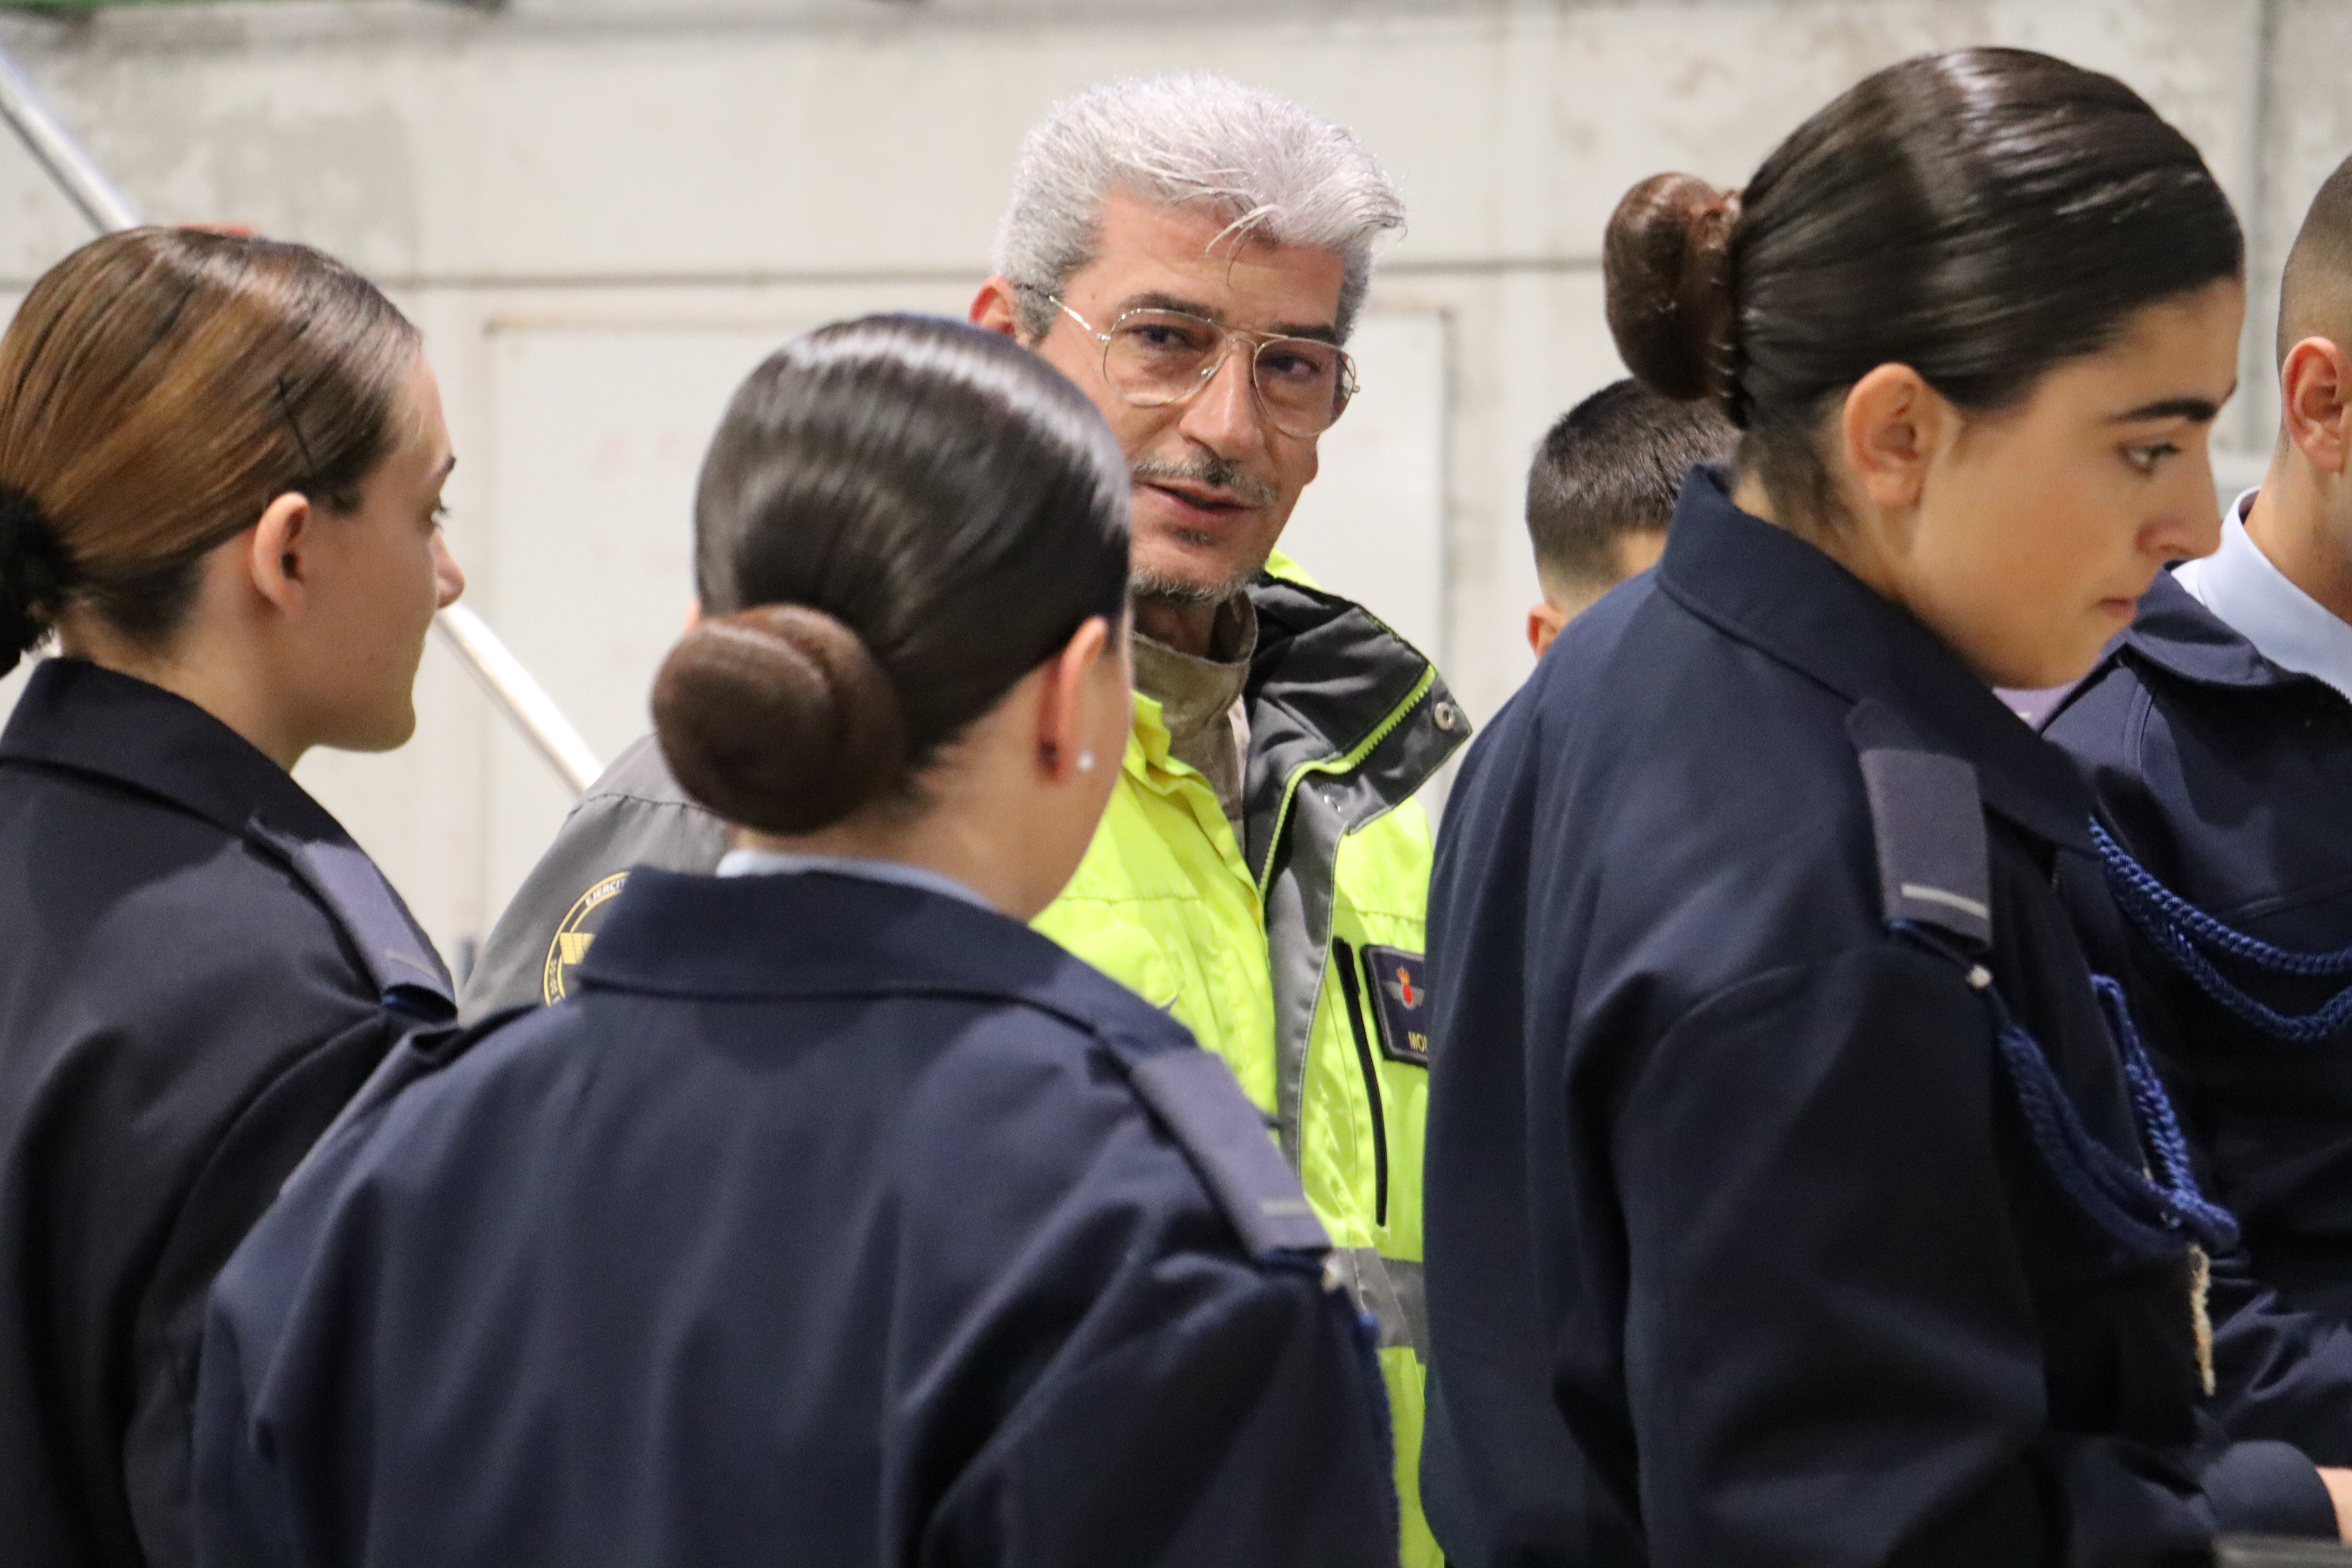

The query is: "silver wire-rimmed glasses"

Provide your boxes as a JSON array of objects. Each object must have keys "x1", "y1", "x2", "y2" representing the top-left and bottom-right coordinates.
[{"x1": 1052, "y1": 297, "x2": 1358, "y2": 439}]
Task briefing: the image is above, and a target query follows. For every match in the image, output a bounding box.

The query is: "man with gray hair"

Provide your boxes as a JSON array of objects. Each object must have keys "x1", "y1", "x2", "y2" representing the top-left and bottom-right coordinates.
[{"x1": 463, "y1": 75, "x2": 1464, "y2": 1562}]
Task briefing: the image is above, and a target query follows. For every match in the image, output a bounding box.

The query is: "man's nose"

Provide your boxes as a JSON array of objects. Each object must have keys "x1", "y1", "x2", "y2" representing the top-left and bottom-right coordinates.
[{"x1": 1176, "y1": 343, "x2": 1269, "y2": 462}]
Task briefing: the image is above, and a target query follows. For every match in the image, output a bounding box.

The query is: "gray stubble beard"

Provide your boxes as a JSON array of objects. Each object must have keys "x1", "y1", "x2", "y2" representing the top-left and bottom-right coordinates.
[
  {"x1": 1126, "y1": 453, "x2": 1281, "y2": 610},
  {"x1": 1129, "y1": 554, "x2": 1268, "y2": 609}
]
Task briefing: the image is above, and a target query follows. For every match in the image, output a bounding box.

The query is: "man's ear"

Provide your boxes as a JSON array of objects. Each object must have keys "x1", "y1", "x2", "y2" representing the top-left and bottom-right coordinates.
[
  {"x1": 1034, "y1": 613, "x2": 1112, "y2": 782},
  {"x1": 2280, "y1": 336, "x2": 2352, "y2": 475},
  {"x1": 1526, "y1": 603, "x2": 1568, "y2": 659},
  {"x1": 243, "y1": 491, "x2": 314, "y2": 617},
  {"x1": 970, "y1": 278, "x2": 1027, "y2": 343},
  {"x1": 1838, "y1": 363, "x2": 1949, "y2": 513}
]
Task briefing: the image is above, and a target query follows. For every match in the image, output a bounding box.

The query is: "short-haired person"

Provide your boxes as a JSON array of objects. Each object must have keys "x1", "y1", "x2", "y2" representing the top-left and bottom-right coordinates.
[
  {"x1": 0, "y1": 230, "x2": 464, "y2": 1568},
  {"x1": 1523, "y1": 377, "x2": 1738, "y2": 656},
  {"x1": 2049, "y1": 156, "x2": 2352, "y2": 1348},
  {"x1": 461, "y1": 75, "x2": 1463, "y2": 1561},
  {"x1": 193, "y1": 316, "x2": 1397, "y2": 1568},
  {"x1": 1422, "y1": 49, "x2": 2352, "y2": 1564}
]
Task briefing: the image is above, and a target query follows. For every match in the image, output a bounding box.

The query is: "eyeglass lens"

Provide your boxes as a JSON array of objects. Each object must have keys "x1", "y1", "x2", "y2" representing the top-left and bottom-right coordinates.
[{"x1": 1101, "y1": 310, "x2": 1350, "y2": 434}]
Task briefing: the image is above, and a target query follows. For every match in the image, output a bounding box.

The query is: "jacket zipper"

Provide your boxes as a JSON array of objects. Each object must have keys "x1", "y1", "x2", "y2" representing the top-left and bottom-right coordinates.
[
  {"x1": 1256, "y1": 665, "x2": 1437, "y2": 897},
  {"x1": 1332, "y1": 936, "x2": 1390, "y2": 1228}
]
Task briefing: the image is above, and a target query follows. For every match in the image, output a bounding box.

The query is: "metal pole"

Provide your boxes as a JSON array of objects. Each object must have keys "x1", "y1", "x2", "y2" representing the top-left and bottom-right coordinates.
[
  {"x1": 433, "y1": 605, "x2": 602, "y2": 795},
  {"x1": 0, "y1": 37, "x2": 601, "y2": 796},
  {"x1": 0, "y1": 47, "x2": 135, "y2": 234}
]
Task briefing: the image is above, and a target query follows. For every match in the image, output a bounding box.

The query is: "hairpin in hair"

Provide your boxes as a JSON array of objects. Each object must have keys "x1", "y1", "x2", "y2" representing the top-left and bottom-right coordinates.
[{"x1": 275, "y1": 375, "x2": 325, "y2": 497}]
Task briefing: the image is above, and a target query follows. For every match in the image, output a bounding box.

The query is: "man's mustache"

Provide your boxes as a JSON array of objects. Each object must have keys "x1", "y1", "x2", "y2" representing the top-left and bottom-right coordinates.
[{"x1": 1129, "y1": 455, "x2": 1279, "y2": 509}]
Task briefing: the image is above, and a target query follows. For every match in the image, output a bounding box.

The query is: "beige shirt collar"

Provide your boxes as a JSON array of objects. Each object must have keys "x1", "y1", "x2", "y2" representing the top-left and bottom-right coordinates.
[{"x1": 1131, "y1": 594, "x2": 1257, "y2": 837}]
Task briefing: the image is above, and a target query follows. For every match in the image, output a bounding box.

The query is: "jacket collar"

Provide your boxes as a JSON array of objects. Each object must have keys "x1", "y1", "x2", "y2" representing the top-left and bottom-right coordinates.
[
  {"x1": 2114, "y1": 561, "x2": 2312, "y2": 692},
  {"x1": 1240, "y1": 573, "x2": 1464, "y2": 827},
  {"x1": 576, "y1": 865, "x2": 1165, "y2": 1038},
  {"x1": 0, "y1": 657, "x2": 350, "y2": 844},
  {"x1": 1658, "y1": 467, "x2": 2094, "y2": 852},
  {"x1": 1118, "y1": 567, "x2": 1468, "y2": 864}
]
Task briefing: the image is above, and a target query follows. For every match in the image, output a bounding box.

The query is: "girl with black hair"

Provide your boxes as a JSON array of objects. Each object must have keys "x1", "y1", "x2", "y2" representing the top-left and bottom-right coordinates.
[
  {"x1": 191, "y1": 314, "x2": 1397, "y2": 1568},
  {"x1": 1424, "y1": 47, "x2": 2352, "y2": 1566}
]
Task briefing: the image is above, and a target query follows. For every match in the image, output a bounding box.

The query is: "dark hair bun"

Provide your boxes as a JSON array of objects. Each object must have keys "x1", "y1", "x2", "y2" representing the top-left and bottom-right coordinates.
[
  {"x1": 1604, "y1": 172, "x2": 1745, "y2": 421},
  {"x1": 652, "y1": 604, "x2": 909, "y2": 836},
  {"x1": 0, "y1": 485, "x2": 72, "y2": 677}
]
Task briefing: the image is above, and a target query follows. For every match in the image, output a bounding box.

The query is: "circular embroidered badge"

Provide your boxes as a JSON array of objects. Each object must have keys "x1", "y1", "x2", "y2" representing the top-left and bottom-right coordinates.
[{"x1": 542, "y1": 871, "x2": 631, "y2": 1004}]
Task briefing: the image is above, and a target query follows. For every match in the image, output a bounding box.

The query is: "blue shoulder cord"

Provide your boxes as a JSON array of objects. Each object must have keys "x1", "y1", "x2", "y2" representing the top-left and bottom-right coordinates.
[
  {"x1": 2091, "y1": 818, "x2": 2352, "y2": 1043},
  {"x1": 1892, "y1": 918, "x2": 2238, "y2": 1261}
]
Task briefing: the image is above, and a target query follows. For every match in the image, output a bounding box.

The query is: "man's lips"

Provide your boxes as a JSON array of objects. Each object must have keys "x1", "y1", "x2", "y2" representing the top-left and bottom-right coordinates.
[{"x1": 1142, "y1": 481, "x2": 1248, "y2": 515}]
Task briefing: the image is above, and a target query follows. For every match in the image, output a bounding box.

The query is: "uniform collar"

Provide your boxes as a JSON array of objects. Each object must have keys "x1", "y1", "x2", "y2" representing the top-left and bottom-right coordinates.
[
  {"x1": 1657, "y1": 466, "x2": 2094, "y2": 852},
  {"x1": 713, "y1": 846, "x2": 992, "y2": 911},
  {"x1": 2109, "y1": 568, "x2": 2284, "y2": 690},
  {"x1": 575, "y1": 864, "x2": 1163, "y2": 1032},
  {"x1": 2156, "y1": 488, "x2": 2352, "y2": 698},
  {"x1": 0, "y1": 657, "x2": 349, "y2": 844}
]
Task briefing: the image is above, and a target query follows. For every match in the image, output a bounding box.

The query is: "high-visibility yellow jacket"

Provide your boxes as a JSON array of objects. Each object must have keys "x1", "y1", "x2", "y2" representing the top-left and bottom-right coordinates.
[{"x1": 1035, "y1": 556, "x2": 1466, "y2": 1566}]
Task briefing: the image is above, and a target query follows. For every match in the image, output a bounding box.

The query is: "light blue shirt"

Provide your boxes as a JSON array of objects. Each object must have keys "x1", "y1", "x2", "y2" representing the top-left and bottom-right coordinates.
[
  {"x1": 2173, "y1": 487, "x2": 2352, "y2": 704},
  {"x1": 713, "y1": 847, "x2": 993, "y2": 912}
]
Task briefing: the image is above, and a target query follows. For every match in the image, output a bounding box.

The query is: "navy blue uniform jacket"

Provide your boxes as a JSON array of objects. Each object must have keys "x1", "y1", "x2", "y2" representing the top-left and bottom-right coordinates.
[
  {"x1": 0, "y1": 659, "x2": 451, "y2": 1568},
  {"x1": 1419, "y1": 472, "x2": 2344, "y2": 1568},
  {"x1": 194, "y1": 866, "x2": 1399, "y2": 1568},
  {"x1": 2047, "y1": 572, "x2": 2352, "y2": 1370}
]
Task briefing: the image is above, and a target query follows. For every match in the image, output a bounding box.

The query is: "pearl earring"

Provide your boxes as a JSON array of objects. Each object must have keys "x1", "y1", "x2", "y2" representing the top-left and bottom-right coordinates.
[{"x1": 1076, "y1": 751, "x2": 1096, "y2": 774}]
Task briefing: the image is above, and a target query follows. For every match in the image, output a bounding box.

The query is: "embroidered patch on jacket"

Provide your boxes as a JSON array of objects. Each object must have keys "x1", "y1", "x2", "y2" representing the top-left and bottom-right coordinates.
[
  {"x1": 542, "y1": 871, "x2": 630, "y2": 1004},
  {"x1": 1362, "y1": 944, "x2": 1430, "y2": 1065}
]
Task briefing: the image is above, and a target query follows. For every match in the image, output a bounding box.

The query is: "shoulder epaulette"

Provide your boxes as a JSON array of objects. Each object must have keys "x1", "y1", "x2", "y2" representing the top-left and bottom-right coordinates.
[
  {"x1": 1098, "y1": 1030, "x2": 1331, "y2": 1261},
  {"x1": 1844, "y1": 700, "x2": 2237, "y2": 1284},
  {"x1": 244, "y1": 820, "x2": 456, "y2": 1022}
]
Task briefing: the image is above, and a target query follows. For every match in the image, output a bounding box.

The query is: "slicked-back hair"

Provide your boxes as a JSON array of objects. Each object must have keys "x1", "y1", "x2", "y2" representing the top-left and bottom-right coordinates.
[
  {"x1": 671, "y1": 314, "x2": 1131, "y2": 826},
  {"x1": 2278, "y1": 154, "x2": 2352, "y2": 364},
  {"x1": 1606, "y1": 48, "x2": 2241, "y2": 530},
  {"x1": 0, "y1": 228, "x2": 418, "y2": 662},
  {"x1": 1527, "y1": 379, "x2": 1737, "y2": 592},
  {"x1": 994, "y1": 74, "x2": 1404, "y2": 343}
]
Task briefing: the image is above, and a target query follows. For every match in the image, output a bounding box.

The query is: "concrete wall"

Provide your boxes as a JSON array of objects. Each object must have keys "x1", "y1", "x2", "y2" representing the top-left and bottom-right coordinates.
[{"x1": 0, "y1": 0, "x2": 2327, "y2": 964}]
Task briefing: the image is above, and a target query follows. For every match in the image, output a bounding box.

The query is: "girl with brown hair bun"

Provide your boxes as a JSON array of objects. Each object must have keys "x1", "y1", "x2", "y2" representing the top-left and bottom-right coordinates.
[
  {"x1": 0, "y1": 227, "x2": 463, "y2": 1568},
  {"x1": 195, "y1": 314, "x2": 1398, "y2": 1568},
  {"x1": 1426, "y1": 46, "x2": 2352, "y2": 1566}
]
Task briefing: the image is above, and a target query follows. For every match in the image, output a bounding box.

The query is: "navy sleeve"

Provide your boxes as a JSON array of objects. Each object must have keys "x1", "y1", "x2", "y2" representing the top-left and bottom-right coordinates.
[
  {"x1": 2207, "y1": 1253, "x2": 2352, "y2": 1470},
  {"x1": 2048, "y1": 692, "x2": 2352, "y2": 1474},
  {"x1": 1614, "y1": 945, "x2": 2319, "y2": 1565},
  {"x1": 929, "y1": 1253, "x2": 1398, "y2": 1568},
  {"x1": 189, "y1": 1283, "x2": 295, "y2": 1568},
  {"x1": 2201, "y1": 1439, "x2": 2339, "y2": 1539},
  {"x1": 103, "y1": 996, "x2": 403, "y2": 1568}
]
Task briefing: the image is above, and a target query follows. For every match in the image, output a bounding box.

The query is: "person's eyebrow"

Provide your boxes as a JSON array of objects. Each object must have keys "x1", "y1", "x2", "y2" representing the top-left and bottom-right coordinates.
[
  {"x1": 1117, "y1": 289, "x2": 1218, "y2": 320},
  {"x1": 1114, "y1": 290, "x2": 1340, "y2": 344},
  {"x1": 2111, "y1": 388, "x2": 2234, "y2": 424}
]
